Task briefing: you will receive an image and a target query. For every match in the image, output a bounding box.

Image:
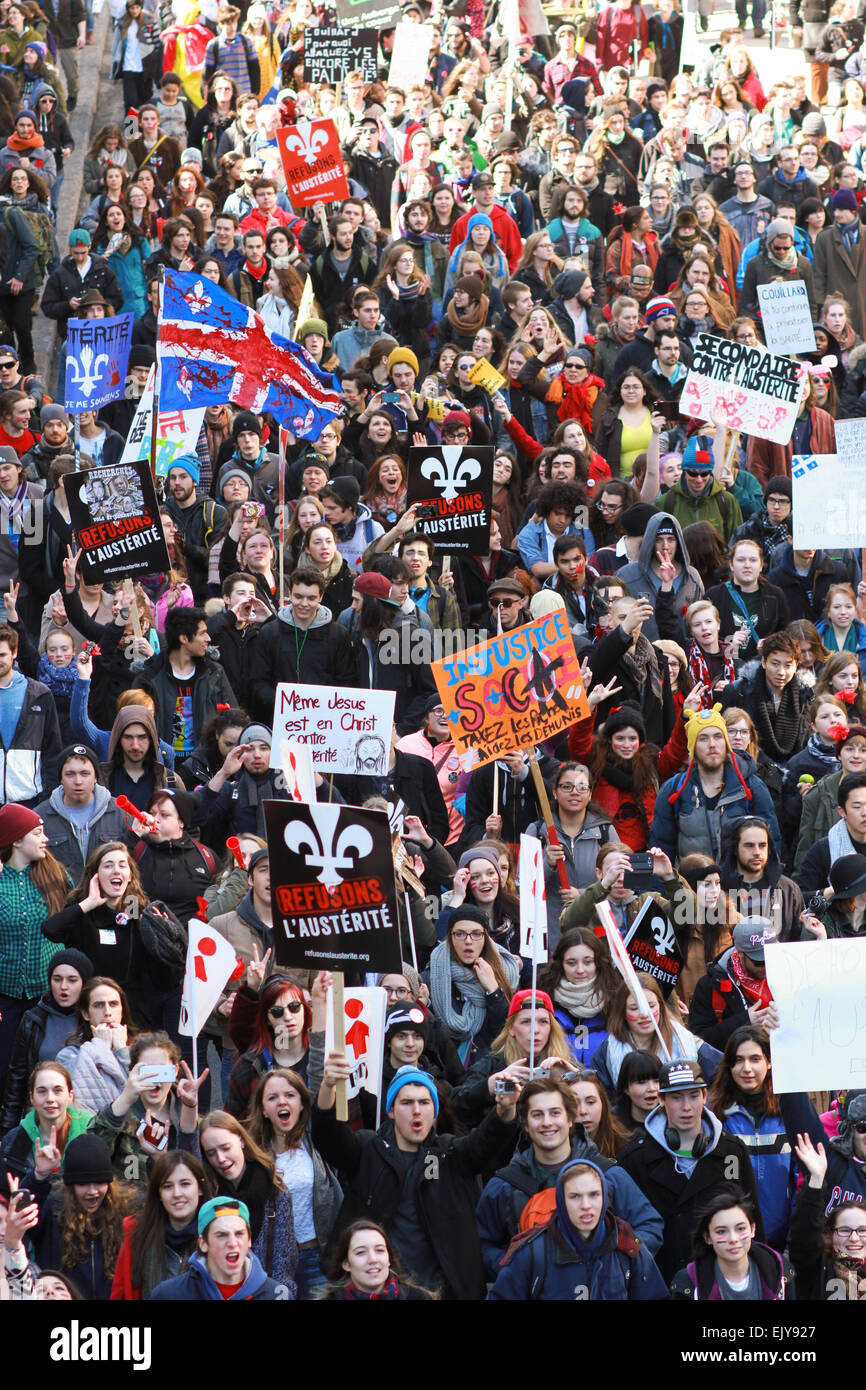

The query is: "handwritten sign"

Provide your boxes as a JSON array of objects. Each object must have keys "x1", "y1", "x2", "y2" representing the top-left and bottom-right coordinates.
[
  {"x1": 407, "y1": 443, "x2": 493, "y2": 555},
  {"x1": 468, "y1": 357, "x2": 507, "y2": 395},
  {"x1": 304, "y1": 26, "x2": 378, "y2": 83},
  {"x1": 792, "y1": 453, "x2": 866, "y2": 548},
  {"x1": 266, "y1": 801, "x2": 402, "y2": 974},
  {"x1": 334, "y1": 0, "x2": 400, "y2": 29},
  {"x1": 269, "y1": 682, "x2": 396, "y2": 775},
  {"x1": 431, "y1": 610, "x2": 590, "y2": 769},
  {"x1": 277, "y1": 119, "x2": 349, "y2": 209},
  {"x1": 834, "y1": 417, "x2": 866, "y2": 469},
  {"x1": 119, "y1": 364, "x2": 206, "y2": 478},
  {"x1": 388, "y1": 22, "x2": 433, "y2": 88},
  {"x1": 680, "y1": 332, "x2": 803, "y2": 445},
  {"x1": 765, "y1": 938, "x2": 866, "y2": 1092},
  {"x1": 756, "y1": 281, "x2": 816, "y2": 356}
]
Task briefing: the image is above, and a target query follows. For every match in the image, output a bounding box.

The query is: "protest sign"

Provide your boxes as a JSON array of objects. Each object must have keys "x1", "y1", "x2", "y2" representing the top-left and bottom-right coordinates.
[
  {"x1": 622, "y1": 895, "x2": 683, "y2": 997},
  {"x1": 388, "y1": 22, "x2": 433, "y2": 88},
  {"x1": 468, "y1": 358, "x2": 507, "y2": 395},
  {"x1": 791, "y1": 453, "x2": 866, "y2": 549},
  {"x1": 764, "y1": 938, "x2": 866, "y2": 1092},
  {"x1": 519, "y1": 833, "x2": 548, "y2": 963},
  {"x1": 680, "y1": 332, "x2": 803, "y2": 445},
  {"x1": 277, "y1": 119, "x2": 349, "y2": 209},
  {"x1": 407, "y1": 444, "x2": 493, "y2": 555},
  {"x1": 596, "y1": 900, "x2": 652, "y2": 1015},
  {"x1": 65, "y1": 313, "x2": 134, "y2": 412},
  {"x1": 178, "y1": 917, "x2": 239, "y2": 1038},
  {"x1": 431, "y1": 610, "x2": 590, "y2": 769},
  {"x1": 269, "y1": 683, "x2": 396, "y2": 775},
  {"x1": 756, "y1": 281, "x2": 816, "y2": 356},
  {"x1": 65, "y1": 458, "x2": 170, "y2": 584},
  {"x1": 266, "y1": 801, "x2": 402, "y2": 974},
  {"x1": 334, "y1": 0, "x2": 400, "y2": 28},
  {"x1": 279, "y1": 740, "x2": 317, "y2": 803},
  {"x1": 304, "y1": 26, "x2": 378, "y2": 83},
  {"x1": 325, "y1": 985, "x2": 388, "y2": 1098},
  {"x1": 834, "y1": 417, "x2": 866, "y2": 469},
  {"x1": 119, "y1": 364, "x2": 206, "y2": 477}
]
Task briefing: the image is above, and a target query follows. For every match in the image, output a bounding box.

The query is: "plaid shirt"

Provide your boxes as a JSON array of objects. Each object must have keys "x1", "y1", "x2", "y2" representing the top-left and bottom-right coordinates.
[{"x1": 0, "y1": 865, "x2": 61, "y2": 999}]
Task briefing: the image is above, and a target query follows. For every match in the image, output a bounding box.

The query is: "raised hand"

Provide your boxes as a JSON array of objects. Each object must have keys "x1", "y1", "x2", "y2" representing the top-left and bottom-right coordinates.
[
  {"x1": 176, "y1": 1060, "x2": 210, "y2": 1110},
  {"x1": 34, "y1": 1124, "x2": 61, "y2": 1177},
  {"x1": 246, "y1": 941, "x2": 272, "y2": 994}
]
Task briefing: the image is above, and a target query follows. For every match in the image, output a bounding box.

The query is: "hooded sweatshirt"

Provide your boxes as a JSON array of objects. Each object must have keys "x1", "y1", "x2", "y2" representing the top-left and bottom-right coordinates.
[
  {"x1": 149, "y1": 1249, "x2": 280, "y2": 1301},
  {"x1": 645, "y1": 1103, "x2": 724, "y2": 1179},
  {"x1": 331, "y1": 322, "x2": 384, "y2": 372},
  {"x1": 617, "y1": 511, "x2": 704, "y2": 641},
  {"x1": 99, "y1": 704, "x2": 168, "y2": 809},
  {"x1": 38, "y1": 783, "x2": 128, "y2": 881}
]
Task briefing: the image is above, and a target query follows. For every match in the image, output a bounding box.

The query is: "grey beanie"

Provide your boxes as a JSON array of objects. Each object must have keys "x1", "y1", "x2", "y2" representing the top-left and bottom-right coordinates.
[
  {"x1": 832, "y1": 1090, "x2": 866, "y2": 1157},
  {"x1": 240, "y1": 722, "x2": 272, "y2": 747},
  {"x1": 41, "y1": 404, "x2": 69, "y2": 427},
  {"x1": 765, "y1": 217, "x2": 795, "y2": 242},
  {"x1": 458, "y1": 846, "x2": 501, "y2": 874}
]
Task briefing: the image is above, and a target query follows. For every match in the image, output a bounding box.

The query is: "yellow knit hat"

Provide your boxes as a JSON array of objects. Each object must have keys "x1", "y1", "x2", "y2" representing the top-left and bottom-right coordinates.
[{"x1": 683, "y1": 703, "x2": 732, "y2": 760}]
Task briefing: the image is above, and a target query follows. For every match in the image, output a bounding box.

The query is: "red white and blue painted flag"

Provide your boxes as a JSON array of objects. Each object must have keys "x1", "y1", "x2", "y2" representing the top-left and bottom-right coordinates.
[{"x1": 159, "y1": 269, "x2": 342, "y2": 439}]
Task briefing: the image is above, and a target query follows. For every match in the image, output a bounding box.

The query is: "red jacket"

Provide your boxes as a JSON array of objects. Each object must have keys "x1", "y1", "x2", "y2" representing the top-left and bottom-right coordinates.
[
  {"x1": 503, "y1": 413, "x2": 611, "y2": 493},
  {"x1": 111, "y1": 1217, "x2": 141, "y2": 1300},
  {"x1": 595, "y1": 2, "x2": 649, "y2": 67},
  {"x1": 449, "y1": 204, "x2": 523, "y2": 272}
]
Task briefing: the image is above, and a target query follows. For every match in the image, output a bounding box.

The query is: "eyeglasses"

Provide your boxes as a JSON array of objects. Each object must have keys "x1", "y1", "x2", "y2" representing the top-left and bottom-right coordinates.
[
  {"x1": 564, "y1": 362, "x2": 587, "y2": 372},
  {"x1": 444, "y1": 429, "x2": 470, "y2": 442},
  {"x1": 596, "y1": 500, "x2": 622, "y2": 513},
  {"x1": 268, "y1": 1001, "x2": 303, "y2": 1018},
  {"x1": 687, "y1": 469, "x2": 712, "y2": 478},
  {"x1": 385, "y1": 986, "x2": 412, "y2": 999},
  {"x1": 0, "y1": 362, "x2": 16, "y2": 370},
  {"x1": 558, "y1": 782, "x2": 590, "y2": 793},
  {"x1": 854, "y1": 1121, "x2": 866, "y2": 1135},
  {"x1": 559, "y1": 1067, "x2": 599, "y2": 1083},
  {"x1": 835, "y1": 1224, "x2": 866, "y2": 1240},
  {"x1": 496, "y1": 597, "x2": 522, "y2": 608},
  {"x1": 452, "y1": 929, "x2": 485, "y2": 942}
]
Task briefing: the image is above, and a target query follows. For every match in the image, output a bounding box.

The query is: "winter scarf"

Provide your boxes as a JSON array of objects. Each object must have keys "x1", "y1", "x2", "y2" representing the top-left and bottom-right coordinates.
[
  {"x1": 344, "y1": 1275, "x2": 401, "y2": 1299},
  {"x1": 428, "y1": 938, "x2": 521, "y2": 1050},
  {"x1": 600, "y1": 757, "x2": 653, "y2": 840},
  {"x1": 828, "y1": 816, "x2": 858, "y2": 864},
  {"x1": 605, "y1": 1017, "x2": 699, "y2": 1086},
  {"x1": 752, "y1": 676, "x2": 807, "y2": 762},
  {"x1": 620, "y1": 633, "x2": 663, "y2": 708},
  {"x1": 37, "y1": 653, "x2": 77, "y2": 699},
  {"x1": 5, "y1": 131, "x2": 43, "y2": 150},
  {"x1": 688, "y1": 641, "x2": 736, "y2": 699},
  {"x1": 804, "y1": 733, "x2": 840, "y2": 770},
  {"x1": 446, "y1": 291, "x2": 489, "y2": 336},
  {"x1": 766, "y1": 244, "x2": 798, "y2": 271},
  {"x1": 729, "y1": 947, "x2": 773, "y2": 1008},
  {"x1": 558, "y1": 374, "x2": 604, "y2": 431},
  {"x1": 0, "y1": 480, "x2": 30, "y2": 543},
  {"x1": 616, "y1": 228, "x2": 659, "y2": 277},
  {"x1": 553, "y1": 978, "x2": 603, "y2": 1018}
]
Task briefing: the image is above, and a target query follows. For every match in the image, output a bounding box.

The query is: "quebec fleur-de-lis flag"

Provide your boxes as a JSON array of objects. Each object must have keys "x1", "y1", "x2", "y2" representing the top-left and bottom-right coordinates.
[
  {"x1": 65, "y1": 313, "x2": 134, "y2": 412},
  {"x1": 407, "y1": 444, "x2": 494, "y2": 555},
  {"x1": 159, "y1": 270, "x2": 343, "y2": 439}
]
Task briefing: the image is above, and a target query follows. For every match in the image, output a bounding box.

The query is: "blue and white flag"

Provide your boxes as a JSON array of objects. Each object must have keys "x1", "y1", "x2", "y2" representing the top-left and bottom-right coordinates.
[
  {"x1": 65, "y1": 313, "x2": 134, "y2": 413},
  {"x1": 159, "y1": 270, "x2": 342, "y2": 439}
]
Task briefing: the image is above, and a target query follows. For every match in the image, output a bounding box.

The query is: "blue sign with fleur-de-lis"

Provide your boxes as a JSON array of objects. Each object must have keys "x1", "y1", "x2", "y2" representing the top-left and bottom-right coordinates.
[{"x1": 65, "y1": 313, "x2": 134, "y2": 413}]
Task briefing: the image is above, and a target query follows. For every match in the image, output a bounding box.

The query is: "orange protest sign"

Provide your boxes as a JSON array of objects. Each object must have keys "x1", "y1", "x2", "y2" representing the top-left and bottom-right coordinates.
[{"x1": 431, "y1": 611, "x2": 589, "y2": 770}]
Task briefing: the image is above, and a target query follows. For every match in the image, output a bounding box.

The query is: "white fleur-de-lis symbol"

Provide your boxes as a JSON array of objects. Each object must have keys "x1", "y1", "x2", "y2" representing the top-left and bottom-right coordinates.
[
  {"x1": 68, "y1": 342, "x2": 110, "y2": 398},
  {"x1": 184, "y1": 280, "x2": 212, "y2": 315},
  {"x1": 651, "y1": 915, "x2": 677, "y2": 955},
  {"x1": 420, "y1": 446, "x2": 481, "y2": 502},
  {"x1": 177, "y1": 368, "x2": 193, "y2": 400},
  {"x1": 284, "y1": 805, "x2": 374, "y2": 884},
  {"x1": 286, "y1": 123, "x2": 329, "y2": 166}
]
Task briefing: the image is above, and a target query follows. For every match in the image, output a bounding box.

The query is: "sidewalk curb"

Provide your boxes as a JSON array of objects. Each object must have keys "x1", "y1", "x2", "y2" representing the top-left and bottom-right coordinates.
[{"x1": 33, "y1": 7, "x2": 114, "y2": 384}]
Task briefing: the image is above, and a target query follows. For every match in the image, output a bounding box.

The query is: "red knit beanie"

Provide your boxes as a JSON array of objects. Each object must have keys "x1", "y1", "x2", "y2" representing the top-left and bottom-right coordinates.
[{"x1": 0, "y1": 803, "x2": 42, "y2": 849}]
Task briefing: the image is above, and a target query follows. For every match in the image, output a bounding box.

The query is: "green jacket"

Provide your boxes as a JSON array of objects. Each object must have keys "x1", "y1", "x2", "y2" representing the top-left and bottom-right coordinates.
[
  {"x1": 656, "y1": 477, "x2": 743, "y2": 542},
  {"x1": 793, "y1": 768, "x2": 842, "y2": 873},
  {"x1": 20, "y1": 1105, "x2": 92, "y2": 1154},
  {"x1": 559, "y1": 872, "x2": 690, "y2": 934}
]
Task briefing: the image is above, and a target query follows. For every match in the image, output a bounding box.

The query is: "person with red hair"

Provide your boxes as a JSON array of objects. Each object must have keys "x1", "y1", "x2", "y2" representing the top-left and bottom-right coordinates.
[{"x1": 225, "y1": 969, "x2": 311, "y2": 1119}]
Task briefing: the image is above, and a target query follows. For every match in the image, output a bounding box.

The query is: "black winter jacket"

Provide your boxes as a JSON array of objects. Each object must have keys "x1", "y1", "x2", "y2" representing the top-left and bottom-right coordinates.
[
  {"x1": 132, "y1": 651, "x2": 237, "y2": 752},
  {"x1": 40, "y1": 254, "x2": 123, "y2": 338},
  {"x1": 0, "y1": 993, "x2": 77, "y2": 1132},
  {"x1": 249, "y1": 603, "x2": 358, "y2": 723}
]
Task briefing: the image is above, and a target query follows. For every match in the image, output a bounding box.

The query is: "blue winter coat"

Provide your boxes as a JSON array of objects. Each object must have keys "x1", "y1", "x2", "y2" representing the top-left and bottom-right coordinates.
[
  {"x1": 487, "y1": 1159, "x2": 669, "y2": 1300},
  {"x1": 719, "y1": 1102, "x2": 796, "y2": 1250},
  {"x1": 650, "y1": 754, "x2": 781, "y2": 864},
  {"x1": 92, "y1": 240, "x2": 149, "y2": 319},
  {"x1": 815, "y1": 618, "x2": 866, "y2": 678},
  {"x1": 476, "y1": 1137, "x2": 663, "y2": 1278},
  {"x1": 149, "y1": 1250, "x2": 281, "y2": 1300},
  {"x1": 553, "y1": 1005, "x2": 609, "y2": 1068}
]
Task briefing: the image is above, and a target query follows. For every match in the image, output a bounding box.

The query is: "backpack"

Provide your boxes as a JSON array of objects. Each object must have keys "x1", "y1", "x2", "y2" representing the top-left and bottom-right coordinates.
[
  {"x1": 132, "y1": 898, "x2": 189, "y2": 974},
  {"x1": 4, "y1": 205, "x2": 54, "y2": 283},
  {"x1": 519, "y1": 1187, "x2": 557, "y2": 1234}
]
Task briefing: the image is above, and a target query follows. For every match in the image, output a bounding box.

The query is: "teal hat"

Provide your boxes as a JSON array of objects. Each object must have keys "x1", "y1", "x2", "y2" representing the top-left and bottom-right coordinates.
[{"x1": 198, "y1": 1195, "x2": 251, "y2": 1235}]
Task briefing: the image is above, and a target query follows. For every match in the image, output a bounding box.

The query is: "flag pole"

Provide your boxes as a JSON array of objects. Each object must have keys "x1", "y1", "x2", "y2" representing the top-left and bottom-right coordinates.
[
  {"x1": 278, "y1": 431, "x2": 286, "y2": 609},
  {"x1": 151, "y1": 266, "x2": 165, "y2": 485},
  {"x1": 403, "y1": 887, "x2": 418, "y2": 973}
]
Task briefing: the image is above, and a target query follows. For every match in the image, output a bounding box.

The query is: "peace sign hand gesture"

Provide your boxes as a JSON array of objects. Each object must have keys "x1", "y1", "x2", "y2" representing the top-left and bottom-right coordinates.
[
  {"x1": 177, "y1": 1060, "x2": 211, "y2": 1111},
  {"x1": 246, "y1": 941, "x2": 272, "y2": 994},
  {"x1": 34, "y1": 1124, "x2": 61, "y2": 1177}
]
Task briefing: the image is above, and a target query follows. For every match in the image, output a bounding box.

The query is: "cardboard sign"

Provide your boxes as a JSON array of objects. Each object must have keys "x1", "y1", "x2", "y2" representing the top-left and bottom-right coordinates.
[
  {"x1": 119, "y1": 364, "x2": 206, "y2": 478},
  {"x1": 431, "y1": 610, "x2": 590, "y2": 770},
  {"x1": 304, "y1": 26, "x2": 378, "y2": 83},
  {"x1": 519, "y1": 832, "x2": 548, "y2": 962},
  {"x1": 756, "y1": 281, "x2": 817, "y2": 356},
  {"x1": 266, "y1": 801, "x2": 402, "y2": 974},
  {"x1": 388, "y1": 21, "x2": 433, "y2": 89},
  {"x1": 269, "y1": 682, "x2": 396, "y2": 775},
  {"x1": 407, "y1": 444, "x2": 493, "y2": 555},
  {"x1": 834, "y1": 417, "x2": 866, "y2": 470},
  {"x1": 596, "y1": 899, "x2": 652, "y2": 1016},
  {"x1": 622, "y1": 895, "x2": 683, "y2": 997},
  {"x1": 325, "y1": 985, "x2": 388, "y2": 1098},
  {"x1": 334, "y1": 0, "x2": 400, "y2": 29},
  {"x1": 680, "y1": 332, "x2": 803, "y2": 445},
  {"x1": 65, "y1": 313, "x2": 134, "y2": 412},
  {"x1": 277, "y1": 119, "x2": 350, "y2": 209},
  {"x1": 468, "y1": 357, "x2": 507, "y2": 395},
  {"x1": 65, "y1": 458, "x2": 170, "y2": 584},
  {"x1": 765, "y1": 938, "x2": 866, "y2": 1092},
  {"x1": 179, "y1": 917, "x2": 238, "y2": 1037},
  {"x1": 791, "y1": 452, "x2": 866, "y2": 548}
]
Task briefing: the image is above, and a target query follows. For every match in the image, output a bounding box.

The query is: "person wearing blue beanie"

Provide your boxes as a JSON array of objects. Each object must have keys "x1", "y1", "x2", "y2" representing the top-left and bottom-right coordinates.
[
  {"x1": 386, "y1": 1065, "x2": 440, "y2": 1117},
  {"x1": 168, "y1": 452, "x2": 201, "y2": 485}
]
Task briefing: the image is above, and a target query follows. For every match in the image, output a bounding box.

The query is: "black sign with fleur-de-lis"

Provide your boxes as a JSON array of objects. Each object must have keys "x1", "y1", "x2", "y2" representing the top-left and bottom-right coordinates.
[{"x1": 407, "y1": 444, "x2": 494, "y2": 555}]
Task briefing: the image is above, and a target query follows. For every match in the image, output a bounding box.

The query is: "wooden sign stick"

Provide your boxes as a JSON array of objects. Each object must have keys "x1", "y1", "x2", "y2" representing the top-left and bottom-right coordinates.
[
  {"x1": 528, "y1": 751, "x2": 569, "y2": 891},
  {"x1": 331, "y1": 971, "x2": 348, "y2": 1121}
]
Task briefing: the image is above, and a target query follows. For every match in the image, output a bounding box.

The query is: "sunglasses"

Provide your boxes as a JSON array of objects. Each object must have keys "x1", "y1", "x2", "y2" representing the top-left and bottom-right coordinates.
[
  {"x1": 268, "y1": 1001, "x2": 303, "y2": 1018},
  {"x1": 854, "y1": 1121, "x2": 866, "y2": 1135}
]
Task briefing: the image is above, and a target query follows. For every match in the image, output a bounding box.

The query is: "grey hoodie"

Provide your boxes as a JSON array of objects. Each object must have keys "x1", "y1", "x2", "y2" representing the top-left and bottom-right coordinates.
[
  {"x1": 644, "y1": 1103, "x2": 723, "y2": 1178},
  {"x1": 617, "y1": 510, "x2": 704, "y2": 642},
  {"x1": 37, "y1": 783, "x2": 128, "y2": 882},
  {"x1": 331, "y1": 322, "x2": 385, "y2": 372}
]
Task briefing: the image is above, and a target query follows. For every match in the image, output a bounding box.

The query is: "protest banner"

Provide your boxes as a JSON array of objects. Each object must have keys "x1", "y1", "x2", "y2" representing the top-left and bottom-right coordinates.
[
  {"x1": 518, "y1": 833, "x2": 548, "y2": 963},
  {"x1": 388, "y1": 22, "x2": 433, "y2": 88},
  {"x1": 279, "y1": 740, "x2": 317, "y2": 803},
  {"x1": 407, "y1": 444, "x2": 493, "y2": 555},
  {"x1": 834, "y1": 417, "x2": 866, "y2": 469},
  {"x1": 304, "y1": 26, "x2": 378, "y2": 82},
  {"x1": 622, "y1": 895, "x2": 683, "y2": 997},
  {"x1": 791, "y1": 453, "x2": 866, "y2": 549},
  {"x1": 265, "y1": 801, "x2": 402, "y2": 974},
  {"x1": 65, "y1": 313, "x2": 134, "y2": 412},
  {"x1": 680, "y1": 332, "x2": 803, "y2": 445},
  {"x1": 756, "y1": 281, "x2": 816, "y2": 356},
  {"x1": 431, "y1": 610, "x2": 590, "y2": 769},
  {"x1": 325, "y1": 985, "x2": 388, "y2": 1099},
  {"x1": 178, "y1": 916, "x2": 239, "y2": 1040},
  {"x1": 65, "y1": 458, "x2": 170, "y2": 584},
  {"x1": 119, "y1": 364, "x2": 206, "y2": 478},
  {"x1": 269, "y1": 683, "x2": 396, "y2": 775},
  {"x1": 334, "y1": 0, "x2": 400, "y2": 27},
  {"x1": 277, "y1": 119, "x2": 349, "y2": 209},
  {"x1": 468, "y1": 357, "x2": 508, "y2": 395},
  {"x1": 764, "y1": 937, "x2": 866, "y2": 1092}
]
